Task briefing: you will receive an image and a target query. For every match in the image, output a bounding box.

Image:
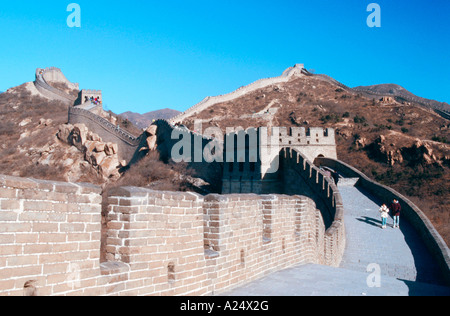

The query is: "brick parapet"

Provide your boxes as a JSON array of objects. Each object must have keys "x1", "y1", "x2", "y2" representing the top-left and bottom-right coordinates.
[
  {"x1": 0, "y1": 173, "x2": 345, "y2": 296},
  {"x1": 0, "y1": 175, "x2": 102, "y2": 296}
]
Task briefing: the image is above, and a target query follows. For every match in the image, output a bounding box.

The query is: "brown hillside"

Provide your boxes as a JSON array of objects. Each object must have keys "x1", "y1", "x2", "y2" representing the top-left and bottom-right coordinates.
[
  {"x1": 180, "y1": 74, "x2": 450, "y2": 246},
  {"x1": 0, "y1": 83, "x2": 194, "y2": 192},
  {"x1": 0, "y1": 84, "x2": 101, "y2": 184}
]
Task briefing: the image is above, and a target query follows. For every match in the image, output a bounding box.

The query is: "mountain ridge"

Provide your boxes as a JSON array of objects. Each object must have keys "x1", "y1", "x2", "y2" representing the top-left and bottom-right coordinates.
[
  {"x1": 353, "y1": 83, "x2": 450, "y2": 112},
  {"x1": 120, "y1": 108, "x2": 181, "y2": 129}
]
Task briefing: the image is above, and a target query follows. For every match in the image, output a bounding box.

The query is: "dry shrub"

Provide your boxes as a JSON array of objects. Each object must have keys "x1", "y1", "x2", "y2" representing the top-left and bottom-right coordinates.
[
  {"x1": 115, "y1": 151, "x2": 192, "y2": 191},
  {"x1": 20, "y1": 164, "x2": 67, "y2": 182}
]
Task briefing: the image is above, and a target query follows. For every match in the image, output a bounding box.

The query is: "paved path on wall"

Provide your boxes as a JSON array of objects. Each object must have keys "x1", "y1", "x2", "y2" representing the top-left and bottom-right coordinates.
[{"x1": 220, "y1": 179, "x2": 450, "y2": 296}]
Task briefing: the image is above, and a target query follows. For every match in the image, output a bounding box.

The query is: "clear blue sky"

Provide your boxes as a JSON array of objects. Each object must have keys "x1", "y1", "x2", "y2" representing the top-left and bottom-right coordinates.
[{"x1": 0, "y1": 0, "x2": 449, "y2": 114}]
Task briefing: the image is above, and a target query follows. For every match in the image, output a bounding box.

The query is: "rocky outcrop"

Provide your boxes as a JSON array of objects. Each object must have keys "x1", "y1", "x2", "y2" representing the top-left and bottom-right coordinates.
[
  {"x1": 365, "y1": 135, "x2": 445, "y2": 167},
  {"x1": 57, "y1": 123, "x2": 121, "y2": 180},
  {"x1": 402, "y1": 139, "x2": 439, "y2": 166},
  {"x1": 141, "y1": 125, "x2": 158, "y2": 151},
  {"x1": 367, "y1": 135, "x2": 403, "y2": 166}
]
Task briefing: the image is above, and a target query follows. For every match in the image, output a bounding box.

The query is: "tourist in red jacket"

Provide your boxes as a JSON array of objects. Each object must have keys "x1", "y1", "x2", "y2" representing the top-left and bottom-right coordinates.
[{"x1": 390, "y1": 199, "x2": 401, "y2": 228}]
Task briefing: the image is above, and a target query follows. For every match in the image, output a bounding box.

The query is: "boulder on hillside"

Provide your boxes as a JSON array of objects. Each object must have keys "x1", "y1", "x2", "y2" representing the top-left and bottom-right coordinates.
[
  {"x1": 147, "y1": 135, "x2": 157, "y2": 151},
  {"x1": 145, "y1": 125, "x2": 157, "y2": 136}
]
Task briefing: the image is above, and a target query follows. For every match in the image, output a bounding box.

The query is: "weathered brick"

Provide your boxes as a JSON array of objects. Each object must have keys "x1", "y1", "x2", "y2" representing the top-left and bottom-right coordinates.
[
  {"x1": 0, "y1": 245, "x2": 23, "y2": 256},
  {"x1": 19, "y1": 211, "x2": 48, "y2": 222},
  {"x1": 0, "y1": 234, "x2": 15, "y2": 244},
  {"x1": 39, "y1": 233, "x2": 67, "y2": 243},
  {"x1": 53, "y1": 182, "x2": 79, "y2": 194},
  {"x1": 0, "y1": 211, "x2": 18, "y2": 221},
  {"x1": 4, "y1": 176, "x2": 37, "y2": 190},
  {"x1": 32, "y1": 223, "x2": 59, "y2": 233},
  {"x1": 60, "y1": 223, "x2": 86, "y2": 233},
  {"x1": 7, "y1": 255, "x2": 38, "y2": 266},
  {"x1": 0, "y1": 199, "x2": 21, "y2": 211},
  {"x1": 23, "y1": 200, "x2": 53, "y2": 211},
  {"x1": 15, "y1": 233, "x2": 39, "y2": 244},
  {"x1": 24, "y1": 244, "x2": 53, "y2": 254},
  {"x1": 67, "y1": 233, "x2": 91, "y2": 242},
  {"x1": 0, "y1": 189, "x2": 17, "y2": 199},
  {"x1": 0, "y1": 223, "x2": 32, "y2": 233}
]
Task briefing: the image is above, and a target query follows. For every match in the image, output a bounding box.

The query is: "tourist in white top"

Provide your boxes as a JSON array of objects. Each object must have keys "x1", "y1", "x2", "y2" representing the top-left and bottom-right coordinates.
[{"x1": 379, "y1": 204, "x2": 389, "y2": 229}]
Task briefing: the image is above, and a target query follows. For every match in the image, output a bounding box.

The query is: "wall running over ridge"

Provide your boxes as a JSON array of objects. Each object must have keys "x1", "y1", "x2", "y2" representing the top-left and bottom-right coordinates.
[
  {"x1": 0, "y1": 174, "x2": 342, "y2": 296},
  {"x1": 170, "y1": 64, "x2": 307, "y2": 124},
  {"x1": 34, "y1": 68, "x2": 78, "y2": 105}
]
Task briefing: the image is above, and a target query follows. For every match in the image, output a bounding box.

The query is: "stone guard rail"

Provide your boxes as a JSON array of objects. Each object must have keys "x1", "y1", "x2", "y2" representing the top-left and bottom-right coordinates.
[
  {"x1": 282, "y1": 148, "x2": 346, "y2": 267},
  {"x1": 315, "y1": 157, "x2": 450, "y2": 286},
  {"x1": 69, "y1": 107, "x2": 141, "y2": 146}
]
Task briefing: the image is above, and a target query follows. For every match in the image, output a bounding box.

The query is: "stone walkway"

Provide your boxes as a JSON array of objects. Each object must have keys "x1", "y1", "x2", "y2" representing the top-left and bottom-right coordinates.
[{"x1": 220, "y1": 179, "x2": 450, "y2": 296}]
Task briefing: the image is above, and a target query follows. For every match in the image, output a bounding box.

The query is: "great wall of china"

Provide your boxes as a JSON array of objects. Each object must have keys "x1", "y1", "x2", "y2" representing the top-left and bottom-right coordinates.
[
  {"x1": 170, "y1": 64, "x2": 450, "y2": 123},
  {"x1": 34, "y1": 68, "x2": 78, "y2": 105},
  {"x1": 0, "y1": 67, "x2": 448, "y2": 296},
  {"x1": 68, "y1": 106, "x2": 144, "y2": 163},
  {"x1": 169, "y1": 64, "x2": 310, "y2": 124}
]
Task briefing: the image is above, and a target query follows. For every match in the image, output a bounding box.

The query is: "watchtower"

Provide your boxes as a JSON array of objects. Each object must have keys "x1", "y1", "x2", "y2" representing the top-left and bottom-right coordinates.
[
  {"x1": 77, "y1": 89, "x2": 103, "y2": 105},
  {"x1": 222, "y1": 127, "x2": 337, "y2": 194}
]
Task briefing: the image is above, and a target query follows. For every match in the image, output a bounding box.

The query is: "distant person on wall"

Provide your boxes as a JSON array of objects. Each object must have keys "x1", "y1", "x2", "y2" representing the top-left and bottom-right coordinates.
[
  {"x1": 379, "y1": 203, "x2": 389, "y2": 229},
  {"x1": 332, "y1": 170, "x2": 339, "y2": 185},
  {"x1": 390, "y1": 199, "x2": 402, "y2": 228}
]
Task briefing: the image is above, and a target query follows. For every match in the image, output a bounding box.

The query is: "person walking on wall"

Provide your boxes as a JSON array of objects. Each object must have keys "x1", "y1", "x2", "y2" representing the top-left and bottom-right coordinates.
[
  {"x1": 379, "y1": 203, "x2": 389, "y2": 229},
  {"x1": 390, "y1": 199, "x2": 402, "y2": 228},
  {"x1": 332, "y1": 170, "x2": 340, "y2": 185}
]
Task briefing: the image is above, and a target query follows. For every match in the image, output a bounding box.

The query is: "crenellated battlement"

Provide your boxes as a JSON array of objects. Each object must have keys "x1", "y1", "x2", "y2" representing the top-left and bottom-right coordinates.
[{"x1": 276, "y1": 127, "x2": 336, "y2": 146}]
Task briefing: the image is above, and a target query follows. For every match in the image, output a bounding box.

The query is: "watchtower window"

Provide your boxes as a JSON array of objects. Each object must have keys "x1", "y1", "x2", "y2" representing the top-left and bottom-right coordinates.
[
  {"x1": 229, "y1": 163, "x2": 234, "y2": 173},
  {"x1": 250, "y1": 162, "x2": 256, "y2": 172},
  {"x1": 239, "y1": 162, "x2": 244, "y2": 172}
]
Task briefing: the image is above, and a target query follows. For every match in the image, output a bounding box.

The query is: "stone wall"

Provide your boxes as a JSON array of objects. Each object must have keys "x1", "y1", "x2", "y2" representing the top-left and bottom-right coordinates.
[
  {"x1": 0, "y1": 174, "x2": 342, "y2": 296},
  {"x1": 41, "y1": 67, "x2": 80, "y2": 91},
  {"x1": 68, "y1": 106, "x2": 145, "y2": 163},
  {"x1": 281, "y1": 148, "x2": 345, "y2": 266},
  {"x1": 202, "y1": 193, "x2": 326, "y2": 293},
  {"x1": 315, "y1": 157, "x2": 450, "y2": 285},
  {"x1": 0, "y1": 175, "x2": 102, "y2": 296},
  {"x1": 105, "y1": 187, "x2": 331, "y2": 295},
  {"x1": 34, "y1": 68, "x2": 78, "y2": 105}
]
